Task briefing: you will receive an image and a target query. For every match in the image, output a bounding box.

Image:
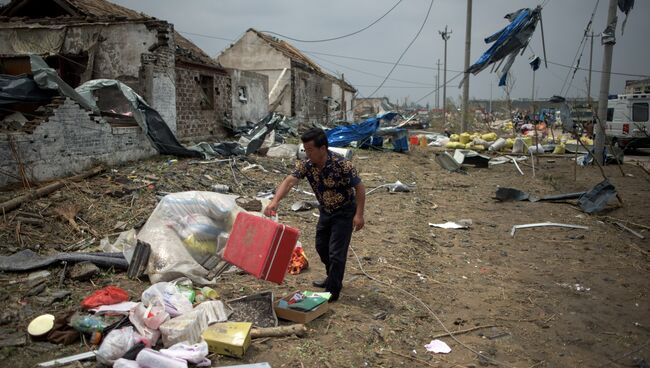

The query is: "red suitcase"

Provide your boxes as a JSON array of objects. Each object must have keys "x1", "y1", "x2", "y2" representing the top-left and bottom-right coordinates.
[{"x1": 223, "y1": 212, "x2": 300, "y2": 284}]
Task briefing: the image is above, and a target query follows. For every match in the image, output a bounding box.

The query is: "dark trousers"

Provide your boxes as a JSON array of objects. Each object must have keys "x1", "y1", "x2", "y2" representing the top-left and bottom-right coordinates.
[{"x1": 315, "y1": 202, "x2": 356, "y2": 297}]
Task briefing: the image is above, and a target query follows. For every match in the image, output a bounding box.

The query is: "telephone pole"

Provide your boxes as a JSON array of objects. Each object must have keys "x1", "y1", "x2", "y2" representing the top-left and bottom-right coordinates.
[
  {"x1": 439, "y1": 26, "x2": 451, "y2": 127},
  {"x1": 436, "y1": 59, "x2": 441, "y2": 109},
  {"x1": 595, "y1": 0, "x2": 618, "y2": 165},
  {"x1": 587, "y1": 31, "x2": 595, "y2": 106},
  {"x1": 461, "y1": 0, "x2": 473, "y2": 132}
]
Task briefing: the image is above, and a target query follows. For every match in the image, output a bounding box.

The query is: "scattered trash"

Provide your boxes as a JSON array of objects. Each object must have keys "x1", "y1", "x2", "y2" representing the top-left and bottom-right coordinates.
[
  {"x1": 27, "y1": 314, "x2": 55, "y2": 338},
  {"x1": 127, "y1": 240, "x2": 151, "y2": 279},
  {"x1": 424, "y1": 339, "x2": 451, "y2": 354},
  {"x1": 228, "y1": 291, "x2": 278, "y2": 328},
  {"x1": 291, "y1": 200, "x2": 319, "y2": 212},
  {"x1": 241, "y1": 164, "x2": 268, "y2": 173},
  {"x1": 511, "y1": 222, "x2": 589, "y2": 237},
  {"x1": 578, "y1": 179, "x2": 617, "y2": 214},
  {"x1": 211, "y1": 184, "x2": 231, "y2": 193},
  {"x1": 81, "y1": 285, "x2": 129, "y2": 309},
  {"x1": 202, "y1": 322, "x2": 253, "y2": 358},
  {"x1": 429, "y1": 219, "x2": 472, "y2": 229},
  {"x1": 453, "y1": 149, "x2": 490, "y2": 168},
  {"x1": 90, "y1": 301, "x2": 139, "y2": 315},
  {"x1": 141, "y1": 282, "x2": 193, "y2": 317},
  {"x1": 266, "y1": 144, "x2": 299, "y2": 158},
  {"x1": 434, "y1": 152, "x2": 462, "y2": 172},
  {"x1": 613, "y1": 222, "x2": 645, "y2": 239},
  {"x1": 495, "y1": 187, "x2": 587, "y2": 202},
  {"x1": 138, "y1": 192, "x2": 239, "y2": 285},
  {"x1": 159, "y1": 340, "x2": 211, "y2": 366},
  {"x1": 288, "y1": 243, "x2": 309, "y2": 275},
  {"x1": 136, "y1": 347, "x2": 189, "y2": 368},
  {"x1": 0, "y1": 249, "x2": 128, "y2": 272},
  {"x1": 37, "y1": 351, "x2": 98, "y2": 367},
  {"x1": 557, "y1": 283, "x2": 591, "y2": 292},
  {"x1": 96, "y1": 326, "x2": 141, "y2": 365}
]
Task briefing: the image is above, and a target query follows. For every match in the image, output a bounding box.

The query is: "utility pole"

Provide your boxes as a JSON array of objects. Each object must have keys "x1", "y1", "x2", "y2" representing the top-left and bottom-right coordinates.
[
  {"x1": 439, "y1": 26, "x2": 451, "y2": 128},
  {"x1": 587, "y1": 32, "x2": 595, "y2": 106},
  {"x1": 436, "y1": 59, "x2": 441, "y2": 109},
  {"x1": 595, "y1": 0, "x2": 618, "y2": 165},
  {"x1": 461, "y1": 0, "x2": 473, "y2": 132}
]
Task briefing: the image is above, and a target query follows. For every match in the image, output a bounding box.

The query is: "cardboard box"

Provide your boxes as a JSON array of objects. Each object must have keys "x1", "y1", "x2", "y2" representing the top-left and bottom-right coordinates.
[
  {"x1": 223, "y1": 212, "x2": 300, "y2": 284},
  {"x1": 273, "y1": 293, "x2": 330, "y2": 324},
  {"x1": 202, "y1": 322, "x2": 252, "y2": 358}
]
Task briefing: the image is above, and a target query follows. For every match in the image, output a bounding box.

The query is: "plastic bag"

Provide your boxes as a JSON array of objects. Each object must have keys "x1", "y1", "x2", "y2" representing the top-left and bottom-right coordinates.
[
  {"x1": 141, "y1": 282, "x2": 193, "y2": 317},
  {"x1": 129, "y1": 302, "x2": 165, "y2": 346},
  {"x1": 160, "y1": 341, "x2": 210, "y2": 366},
  {"x1": 96, "y1": 326, "x2": 141, "y2": 365},
  {"x1": 80, "y1": 285, "x2": 129, "y2": 309},
  {"x1": 100, "y1": 229, "x2": 137, "y2": 263},
  {"x1": 69, "y1": 313, "x2": 106, "y2": 333},
  {"x1": 137, "y1": 192, "x2": 242, "y2": 285},
  {"x1": 136, "y1": 348, "x2": 188, "y2": 368}
]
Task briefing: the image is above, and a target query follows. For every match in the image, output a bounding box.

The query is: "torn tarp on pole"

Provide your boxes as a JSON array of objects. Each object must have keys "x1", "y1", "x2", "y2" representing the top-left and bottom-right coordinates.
[
  {"x1": 466, "y1": 6, "x2": 542, "y2": 86},
  {"x1": 326, "y1": 112, "x2": 398, "y2": 148}
]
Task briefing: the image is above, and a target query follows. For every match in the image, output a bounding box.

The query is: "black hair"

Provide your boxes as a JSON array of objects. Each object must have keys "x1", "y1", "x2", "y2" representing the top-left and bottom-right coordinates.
[{"x1": 301, "y1": 128, "x2": 328, "y2": 148}]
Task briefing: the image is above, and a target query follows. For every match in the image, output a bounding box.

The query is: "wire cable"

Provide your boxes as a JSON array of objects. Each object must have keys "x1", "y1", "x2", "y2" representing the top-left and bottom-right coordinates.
[
  {"x1": 259, "y1": 0, "x2": 404, "y2": 43},
  {"x1": 366, "y1": 0, "x2": 435, "y2": 99}
]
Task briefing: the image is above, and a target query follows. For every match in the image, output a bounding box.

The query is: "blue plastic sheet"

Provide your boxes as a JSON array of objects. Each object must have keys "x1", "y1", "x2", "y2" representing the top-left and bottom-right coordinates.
[
  {"x1": 467, "y1": 6, "x2": 541, "y2": 86},
  {"x1": 326, "y1": 112, "x2": 398, "y2": 147}
]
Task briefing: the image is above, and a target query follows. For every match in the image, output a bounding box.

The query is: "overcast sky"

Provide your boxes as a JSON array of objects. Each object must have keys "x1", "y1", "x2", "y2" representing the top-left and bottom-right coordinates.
[{"x1": 40, "y1": 0, "x2": 650, "y2": 105}]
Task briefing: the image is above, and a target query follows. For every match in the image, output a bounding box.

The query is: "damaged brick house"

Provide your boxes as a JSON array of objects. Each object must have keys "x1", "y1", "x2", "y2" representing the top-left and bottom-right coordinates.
[
  {"x1": 217, "y1": 29, "x2": 356, "y2": 126},
  {"x1": 0, "y1": 0, "x2": 233, "y2": 142}
]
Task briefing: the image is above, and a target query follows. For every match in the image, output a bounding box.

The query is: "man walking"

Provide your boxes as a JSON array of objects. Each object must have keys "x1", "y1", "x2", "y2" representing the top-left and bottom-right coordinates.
[{"x1": 263, "y1": 128, "x2": 365, "y2": 301}]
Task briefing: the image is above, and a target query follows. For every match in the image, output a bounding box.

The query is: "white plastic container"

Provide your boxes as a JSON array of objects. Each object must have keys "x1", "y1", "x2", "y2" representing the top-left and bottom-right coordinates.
[{"x1": 297, "y1": 144, "x2": 353, "y2": 160}]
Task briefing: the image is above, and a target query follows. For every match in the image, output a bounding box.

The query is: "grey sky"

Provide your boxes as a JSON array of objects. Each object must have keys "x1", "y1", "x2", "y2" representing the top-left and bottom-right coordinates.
[{"x1": 23, "y1": 0, "x2": 650, "y2": 105}]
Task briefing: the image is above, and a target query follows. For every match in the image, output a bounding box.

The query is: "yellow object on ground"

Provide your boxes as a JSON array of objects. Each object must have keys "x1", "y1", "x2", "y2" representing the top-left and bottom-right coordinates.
[
  {"x1": 505, "y1": 138, "x2": 515, "y2": 149},
  {"x1": 553, "y1": 144, "x2": 566, "y2": 154},
  {"x1": 482, "y1": 132, "x2": 497, "y2": 141},
  {"x1": 202, "y1": 322, "x2": 253, "y2": 358},
  {"x1": 459, "y1": 133, "x2": 471, "y2": 144},
  {"x1": 450, "y1": 134, "x2": 459, "y2": 142},
  {"x1": 523, "y1": 136, "x2": 533, "y2": 147}
]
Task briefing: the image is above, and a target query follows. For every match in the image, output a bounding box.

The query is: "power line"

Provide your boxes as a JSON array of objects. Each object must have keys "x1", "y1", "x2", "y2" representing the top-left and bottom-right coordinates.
[
  {"x1": 259, "y1": 0, "x2": 404, "y2": 43},
  {"x1": 544, "y1": 58, "x2": 650, "y2": 78},
  {"x1": 306, "y1": 52, "x2": 435, "y2": 86},
  {"x1": 415, "y1": 71, "x2": 464, "y2": 104},
  {"x1": 366, "y1": 0, "x2": 435, "y2": 98},
  {"x1": 178, "y1": 31, "x2": 234, "y2": 42}
]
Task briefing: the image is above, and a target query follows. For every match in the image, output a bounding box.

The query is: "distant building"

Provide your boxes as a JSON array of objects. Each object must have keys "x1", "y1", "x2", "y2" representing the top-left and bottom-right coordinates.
[
  {"x1": 625, "y1": 78, "x2": 650, "y2": 95},
  {"x1": 353, "y1": 97, "x2": 394, "y2": 119},
  {"x1": 217, "y1": 29, "x2": 356, "y2": 126}
]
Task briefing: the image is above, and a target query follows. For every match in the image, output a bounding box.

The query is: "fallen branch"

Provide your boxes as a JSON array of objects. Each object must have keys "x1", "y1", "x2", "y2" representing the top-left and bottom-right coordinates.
[
  {"x1": 0, "y1": 166, "x2": 104, "y2": 214},
  {"x1": 430, "y1": 324, "x2": 498, "y2": 339},
  {"x1": 613, "y1": 222, "x2": 645, "y2": 239},
  {"x1": 250, "y1": 324, "x2": 306, "y2": 339},
  {"x1": 600, "y1": 216, "x2": 650, "y2": 231}
]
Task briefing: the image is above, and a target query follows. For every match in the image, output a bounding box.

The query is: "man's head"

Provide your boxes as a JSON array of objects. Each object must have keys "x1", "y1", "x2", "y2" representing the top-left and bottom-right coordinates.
[{"x1": 301, "y1": 128, "x2": 328, "y2": 166}]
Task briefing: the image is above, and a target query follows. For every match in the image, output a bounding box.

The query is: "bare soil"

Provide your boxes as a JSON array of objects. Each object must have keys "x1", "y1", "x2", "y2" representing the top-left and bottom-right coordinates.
[{"x1": 1, "y1": 146, "x2": 649, "y2": 368}]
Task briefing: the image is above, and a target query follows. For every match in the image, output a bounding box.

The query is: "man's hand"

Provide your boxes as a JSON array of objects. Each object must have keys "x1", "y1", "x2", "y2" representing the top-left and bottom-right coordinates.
[
  {"x1": 353, "y1": 213, "x2": 364, "y2": 231},
  {"x1": 264, "y1": 201, "x2": 279, "y2": 217}
]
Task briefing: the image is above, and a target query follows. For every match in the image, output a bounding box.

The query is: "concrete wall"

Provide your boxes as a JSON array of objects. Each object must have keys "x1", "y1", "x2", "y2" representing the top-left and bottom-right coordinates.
[
  {"x1": 217, "y1": 30, "x2": 292, "y2": 116},
  {"x1": 228, "y1": 69, "x2": 268, "y2": 127},
  {"x1": 174, "y1": 64, "x2": 232, "y2": 142},
  {"x1": 291, "y1": 63, "x2": 327, "y2": 125},
  {"x1": 0, "y1": 98, "x2": 156, "y2": 188}
]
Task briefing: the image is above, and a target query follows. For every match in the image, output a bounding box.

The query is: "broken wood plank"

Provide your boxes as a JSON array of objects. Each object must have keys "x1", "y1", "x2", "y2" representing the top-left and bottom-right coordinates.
[
  {"x1": 250, "y1": 324, "x2": 306, "y2": 339},
  {"x1": 614, "y1": 222, "x2": 645, "y2": 239},
  {"x1": 0, "y1": 166, "x2": 104, "y2": 214}
]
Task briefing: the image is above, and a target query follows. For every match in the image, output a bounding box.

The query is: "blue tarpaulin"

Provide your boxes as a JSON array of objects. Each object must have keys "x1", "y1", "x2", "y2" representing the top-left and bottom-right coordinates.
[
  {"x1": 467, "y1": 6, "x2": 541, "y2": 86},
  {"x1": 326, "y1": 112, "x2": 398, "y2": 147}
]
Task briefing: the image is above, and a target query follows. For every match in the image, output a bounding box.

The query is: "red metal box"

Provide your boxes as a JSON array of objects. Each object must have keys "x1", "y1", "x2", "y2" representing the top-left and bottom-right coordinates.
[{"x1": 223, "y1": 212, "x2": 300, "y2": 284}]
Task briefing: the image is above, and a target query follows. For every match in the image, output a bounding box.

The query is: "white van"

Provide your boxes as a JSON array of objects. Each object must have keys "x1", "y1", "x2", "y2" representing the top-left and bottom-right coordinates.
[{"x1": 606, "y1": 94, "x2": 650, "y2": 148}]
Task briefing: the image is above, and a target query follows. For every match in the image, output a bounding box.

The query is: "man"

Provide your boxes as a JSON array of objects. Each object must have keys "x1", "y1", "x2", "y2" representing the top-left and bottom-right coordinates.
[{"x1": 263, "y1": 128, "x2": 365, "y2": 302}]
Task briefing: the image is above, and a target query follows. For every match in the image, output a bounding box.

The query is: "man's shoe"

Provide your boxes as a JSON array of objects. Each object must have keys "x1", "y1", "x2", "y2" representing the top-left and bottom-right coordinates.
[
  {"x1": 328, "y1": 293, "x2": 339, "y2": 303},
  {"x1": 312, "y1": 278, "x2": 328, "y2": 288}
]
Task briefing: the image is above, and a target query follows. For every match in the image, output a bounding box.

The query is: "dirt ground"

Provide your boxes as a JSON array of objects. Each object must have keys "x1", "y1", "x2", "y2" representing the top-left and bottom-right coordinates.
[{"x1": 0, "y1": 145, "x2": 649, "y2": 368}]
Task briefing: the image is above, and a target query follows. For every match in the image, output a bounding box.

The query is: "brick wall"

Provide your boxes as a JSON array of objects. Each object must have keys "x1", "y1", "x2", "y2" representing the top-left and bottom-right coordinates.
[
  {"x1": 0, "y1": 98, "x2": 156, "y2": 188},
  {"x1": 175, "y1": 65, "x2": 232, "y2": 142}
]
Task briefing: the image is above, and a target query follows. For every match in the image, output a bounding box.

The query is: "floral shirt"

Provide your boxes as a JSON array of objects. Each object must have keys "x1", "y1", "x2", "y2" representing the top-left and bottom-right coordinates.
[{"x1": 292, "y1": 152, "x2": 361, "y2": 213}]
